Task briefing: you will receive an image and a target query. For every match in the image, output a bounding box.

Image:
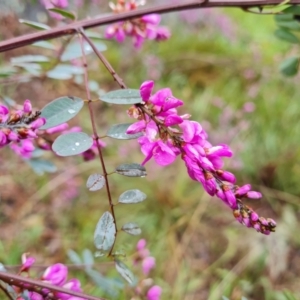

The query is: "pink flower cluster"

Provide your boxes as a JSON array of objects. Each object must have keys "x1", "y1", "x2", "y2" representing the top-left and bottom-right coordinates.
[
  {"x1": 105, "y1": 0, "x2": 171, "y2": 48},
  {"x1": 0, "y1": 100, "x2": 105, "y2": 162},
  {"x1": 127, "y1": 81, "x2": 276, "y2": 235},
  {"x1": 17, "y1": 254, "x2": 85, "y2": 300},
  {"x1": 134, "y1": 239, "x2": 162, "y2": 300},
  {"x1": 0, "y1": 100, "x2": 46, "y2": 157}
]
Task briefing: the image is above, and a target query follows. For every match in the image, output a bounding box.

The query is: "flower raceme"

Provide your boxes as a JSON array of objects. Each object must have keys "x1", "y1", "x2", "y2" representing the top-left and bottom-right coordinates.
[
  {"x1": 17, "y1": 254, "x2": 86, "y2": 300},
  {"x1": 0, "y1": 100, "x2": 105, "y2": 161},
  {"x1": 105, "y1": 0, "x2": 171, "y2": 48},
  {"x1": 127, "y1": 80, "x2": 276, "y2": 235}
]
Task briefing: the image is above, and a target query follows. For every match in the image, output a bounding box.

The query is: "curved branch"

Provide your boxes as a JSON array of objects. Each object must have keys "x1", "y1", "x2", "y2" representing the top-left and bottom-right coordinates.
[
  {"x1": 0, "y1": 271, "x2": 106, "y2": 300},
  {"x1": 0, "y1": 0, "x2": 300, "y2": 52}
]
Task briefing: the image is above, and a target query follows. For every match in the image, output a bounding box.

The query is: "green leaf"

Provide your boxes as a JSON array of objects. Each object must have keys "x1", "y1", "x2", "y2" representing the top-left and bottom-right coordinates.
[
  {"x1": 11, "y1": 55, "x2": 50, "y2": 64},
  {"x1": 121, "y1": 223, "x2": 142, "y2": 235},
  {"x1": 118, "y1": 189, "x2": 147, "y2": 204},
  {"x1": 48, "y1": 8, "x2": 76, "y2": 20},
  {"x1": 0, "y1": 66, "x2": 16, "y2": 78},
  {"x1": 94, "y1": 211, "x2": 116, "y2": 252},
  {"x1": 82, "y1": 249, "x2": 94, "y2": 268},
  {"x1": 279, "y1": 56, "x2": 300, "y2": 76},
  {"x1": 85, "y1": 31, "x2": 104, "y2": 40},
  {"x1": 32, "y1": 41, "x2": 56, "y2": 50},
  {"x1": 275, "y1": 28, "x2": 300, "y2": 43},
  {"x1": 40, "y1": 96, "x2": 84, "y2": 129},
  {"x1": 85, "y1": 269, "x2": 121, "y2": 298},
  {"x1": 61, "y1": 41, "x2": 107, "y2": 61},
  {"x1": 115, "y1": 163, "x2": 147, "y2": 177},
  {"x1": 275, "y1": 13, "x2": 294, "y2": 22},
  {"x1": 282, "y1": 5, "x2": 300, "y2": 15},
  {"x1": 86, "y1": 173, "x2": 105, "y2": 191},
  {"x1": 19, "y1": 19, "x2": 51, "y2": 30},
  {"x1": 27, "y1": 159, "x2": 57, "y2": 175},
  {"x1": 276, "y1": 20, "x2": 300, "y2": 30},
  {"x1": 67, "y1": 249, "x2": 82, "y2": 265},
  {"x1": 106, "y1": 123, "x2": 143, "y2": 140},
  {"x1": 99, "y1": 89, "x2": 142, "y2": 105},
  {"x1": 46, "y1": 64, "x2": 84, "y2": 80},
  {"x1": 14, "y1": 63, "x2": 42, "y2": 76},
  {"x1": 115, "y1": 260, "x2": 136, "y2": 285},
  {"x1": 52, "y1": 132, "x2": 93, "y2": 156}
]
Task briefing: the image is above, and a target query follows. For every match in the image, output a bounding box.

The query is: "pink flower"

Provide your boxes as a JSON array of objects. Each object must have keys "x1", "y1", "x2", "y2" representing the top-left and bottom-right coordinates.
[
  {"x1": 28, "y1": 292, "x2": 43, "y2": 300},
  {"x1": 136, "y1": 239, "x2": 147, "y2": 251},
  {"x1": 138, "y1": 137, "x2": 176, "y2": 166},
  {"x1": 142, "y1": 256, "x2": 156, "y2": 275},
  {"x1": 56, "y1": 279, "x2": 82, "y2": 299},
  {"x1": 105, "y1": 1, "x2": 170, "y2": 48},
  {"x1": 21, "y1": 253, "x2": 35, "y2": 272},
  {"x1": 147, "y1": 285, "x2": 162, "y2": 300},
  {"x1": 42, "y1": 263, "x2": 68, "y2": 286}
]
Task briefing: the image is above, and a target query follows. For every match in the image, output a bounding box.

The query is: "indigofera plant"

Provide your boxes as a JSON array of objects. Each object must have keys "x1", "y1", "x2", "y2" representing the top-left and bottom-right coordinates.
[{"x1": 1, "y1": 0, "x2": 296, "y2": 299}]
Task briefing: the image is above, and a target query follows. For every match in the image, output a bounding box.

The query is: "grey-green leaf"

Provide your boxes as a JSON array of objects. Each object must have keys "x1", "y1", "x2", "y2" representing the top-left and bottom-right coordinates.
[
  {"x1": 118, "y1": 189, "x2": 146, "y2": 204},
  {"x1": 86, "y1": 173, "x2": 105, "y2": 191},
  {"x1": 94, "y1": 212, "x2": 116, "y2": 251},
  {"x1": 11, "y1": 55, "x2": 50, "y2": 64},
  {"x1": 279, "y1": 56, "x2": 300, "y2": 76},
  {"x1": 40, "y1": 96, "x2": 84, "y2": 129},
  {"x1": 27, "y1": 159, "x2": 57, "y2": 175},
  {"x1": 61, "y1": 41, "x2": 107, "y2": 61},
  {"x1": 115, "y1": 163, "x2": 146, "y2": 177},
  {"x1": 121, "y1": 223, "x2": 142, "y2": 235},
  {"x1": 46, "y1": 64, "x2": 84, "y2": 80},
  {"x1": 32, "y1": 41, "x2": 56, "y2": 50},
  {"x1": 48, "y1": 8, "x2": 76, "y2": 20},
  {"x1": 115, "y1": 260, "x2": 136, "y2": 285},
  {"x1": 52, "y1": 132, "x2": 93, "y2": 156},
  {"x1": 19, "y1": 19, "x2": 51, "y2": 30},
  {"x1": 275, "y1": 28, "x2": 299, "y2": 43},
  {"x1": 67, "y1": 249, "x2": 82, "y2": 265},
  {"x1": 99, "y1": 89, "x2": 142, "y2": 105},
  {"x1": 82, "y1": 249, "x2": 94, "y2": 268},
  {"x1": 107, "y1": 123, "x2": 143, "y2": 140}
]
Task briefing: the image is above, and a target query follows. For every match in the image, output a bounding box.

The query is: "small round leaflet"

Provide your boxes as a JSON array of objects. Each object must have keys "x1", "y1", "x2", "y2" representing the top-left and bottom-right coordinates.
[{"x1": 86, "y1": 173, "x2": 105, "y2": 191}]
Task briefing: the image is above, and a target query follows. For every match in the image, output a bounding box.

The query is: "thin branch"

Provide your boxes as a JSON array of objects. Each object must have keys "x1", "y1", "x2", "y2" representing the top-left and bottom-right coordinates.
[
  {"x1": 79, "y1": 29, "x2": 127, "y2": 89},
  {"x1": 78, "y1": 31, "x2": 118, "y2": 256},
  {"x1": 0, "y1": 0, "x2": 300, "y2": 52},
  {"x1": 0, "y1": 271, "x2": 106, "y2": 300}
]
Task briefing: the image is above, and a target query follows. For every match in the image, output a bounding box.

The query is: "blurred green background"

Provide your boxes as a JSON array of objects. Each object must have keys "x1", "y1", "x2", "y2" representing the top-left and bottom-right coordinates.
[{"x1": 0, "y1": 1, "x2": 300, "y2": 300}]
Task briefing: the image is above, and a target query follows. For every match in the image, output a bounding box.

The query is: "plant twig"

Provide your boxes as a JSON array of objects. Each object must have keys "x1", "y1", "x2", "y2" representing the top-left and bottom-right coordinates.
[
  {"x1": 79, "y1": 29, "x2": 127, "y2": 89},
  {"x1": 0, "y1": 0, "x2": 299, "y2": 52},
  {"x1": 0, "y1": 271, "x2": 106, "y2": 300},
  {"x1": 78, "y1": 31, "x2": 118, "y2": 256}
]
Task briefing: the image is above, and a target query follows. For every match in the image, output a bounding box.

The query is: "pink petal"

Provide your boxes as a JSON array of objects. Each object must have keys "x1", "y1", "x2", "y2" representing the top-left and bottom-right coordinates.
[
  {"x1": 164, "y1": 114, "x2": 183, "y2": 126},
  {"x1": 140, "y1": 81, "x2": 154, "y2": 101},
  {"x1": 151, "y1": 88, "x2": 172, "y2": 107},
  {"x1": 142, "y1": 14, "x2": 161, "y2": 25},
  {"x1": 126, "y1": 120, "x2": 146, "y2": 134},
  {"x1": 153, "y1": 141, "x2": 176, "y2": 166}
]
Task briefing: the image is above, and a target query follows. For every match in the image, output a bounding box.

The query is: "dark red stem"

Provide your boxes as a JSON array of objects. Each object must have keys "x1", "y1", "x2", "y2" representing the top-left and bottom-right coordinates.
[
  {"x1": 0, "y1": 0, "x2": 300, "y2": 52},
  {"x1": 0, "y1": 271, "x2": 106, "y2": 300}
]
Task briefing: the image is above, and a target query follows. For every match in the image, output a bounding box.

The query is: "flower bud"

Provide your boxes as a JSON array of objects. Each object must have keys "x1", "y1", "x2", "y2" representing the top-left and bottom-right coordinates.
[
  {"x1": 42, "y1": 263, "x2": 68, "y2": 286},
  {"x1": 147, "y1": 285, "x2": 162, "y2": 300},
  {"x1": 23, "y1": 100, "x2": 32, "y2": 113}
]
